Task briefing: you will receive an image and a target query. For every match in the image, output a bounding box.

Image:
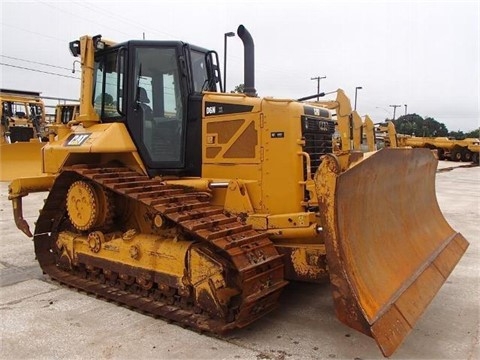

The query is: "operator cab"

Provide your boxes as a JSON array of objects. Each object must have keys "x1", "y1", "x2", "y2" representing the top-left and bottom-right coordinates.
[{"x1": 88, "y1": 37, "x2": 222, "y2": 177}]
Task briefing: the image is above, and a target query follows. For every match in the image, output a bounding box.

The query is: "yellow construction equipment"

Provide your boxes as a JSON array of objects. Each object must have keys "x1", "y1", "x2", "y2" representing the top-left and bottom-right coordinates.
[
  {"x1": 0, "y1": 89, "x2": 48, "y2": 142},
  {"x1": 0, "y1": 89, "x2": 49, "y2": 180},
  {"x1": 362, "y1": 114, "x2": 376, "y2": 152},
  {"x1": 54, "y1": 103, "x2": 79, "y2": 125},
  {"x1": 7, "y1": 26, "x2": 469, "y2": 357},
  {"x1": 468, "y1": 142, "x2": 480, "y2": 163},
  {"x1": 45, "y1": 103, "x2": 80, "y2": 142},
  {"x1": 378, "y1": 121, "x2": 479, "y2": 163},
  {"x1": 397, "y1": 136, "x2": 480, "y2": 162},
  {"x1": 0, "y1": 93, "x2": 80, "y2": 181}
]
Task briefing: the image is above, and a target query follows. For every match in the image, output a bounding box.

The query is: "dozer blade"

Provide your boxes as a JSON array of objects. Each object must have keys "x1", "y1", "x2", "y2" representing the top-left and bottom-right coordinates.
[
  {"x1": 0, "y1": 142, "x2": 44, "y2": 181},
  {"x1": 314, "y1": 148, "x2": 469, "y2": 357}
]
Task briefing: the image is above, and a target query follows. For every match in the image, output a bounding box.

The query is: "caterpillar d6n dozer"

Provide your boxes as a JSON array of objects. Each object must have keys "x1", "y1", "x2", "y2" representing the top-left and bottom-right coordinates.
[{"x1": 8, "y1": 26, "x2": 469, "y2": 357}]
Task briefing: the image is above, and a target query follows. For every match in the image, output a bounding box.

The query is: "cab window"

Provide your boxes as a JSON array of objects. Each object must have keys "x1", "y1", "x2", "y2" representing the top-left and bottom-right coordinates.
[
  {"x1": 93, "y1": 51, "x2": 124, "y2": 119},
  {"x1": 133, "y1": 47, "x2": 184, "y2": 164}
]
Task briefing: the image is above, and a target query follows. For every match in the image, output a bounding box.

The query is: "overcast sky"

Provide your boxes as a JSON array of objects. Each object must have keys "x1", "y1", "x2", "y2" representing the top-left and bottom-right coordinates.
[{"x1": 1, "y1": 0, "x2": 478, "y2": 131}]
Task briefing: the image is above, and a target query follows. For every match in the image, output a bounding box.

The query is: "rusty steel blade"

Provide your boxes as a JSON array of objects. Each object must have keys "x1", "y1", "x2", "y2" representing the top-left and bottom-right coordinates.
[{"x1": 315, "y1": 148, "x2": 469, "y2": 357}]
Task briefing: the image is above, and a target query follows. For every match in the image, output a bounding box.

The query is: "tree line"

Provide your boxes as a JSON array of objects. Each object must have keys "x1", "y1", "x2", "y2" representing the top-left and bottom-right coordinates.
[{"x1": 392, "y1": 114, "x2": 479, "y2": 139}]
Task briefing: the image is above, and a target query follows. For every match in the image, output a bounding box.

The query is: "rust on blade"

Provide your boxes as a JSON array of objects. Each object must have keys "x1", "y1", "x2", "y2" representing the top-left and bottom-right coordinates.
[{"x1": 315, "y1": 148, "x2": 469, "y2": 357}]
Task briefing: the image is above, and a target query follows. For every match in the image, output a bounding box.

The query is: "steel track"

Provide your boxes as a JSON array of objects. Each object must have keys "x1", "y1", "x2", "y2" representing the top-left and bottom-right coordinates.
[{"x1": 33, "y1": 165, "x2": 288, "y2": 333}]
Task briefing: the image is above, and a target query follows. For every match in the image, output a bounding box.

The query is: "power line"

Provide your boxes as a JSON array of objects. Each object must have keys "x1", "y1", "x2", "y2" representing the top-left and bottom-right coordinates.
[
  {"x1": 0, "y1": 22, "x2": 67, "y2": 42},
  {"x1": 0, "y1": 55, "x2": 72, "y2": 71},
  {"x1": 62, "y1": 2, "x2": 310, "y2": 83},
  {"x1": 1, "y1": 12, "x2": 303, "y2": 87},
  {"x1": 2, "y1": 6, "x2": 322, "y2": 94},
  {"x1": 0, "y1": 63, "x2": 80, "y2": 79},
  {"x1": 72, "y1": 2, "x2": 179, "y2": 40},
  {"x1": 38, "y1": 1, "x2": 132, "y2": 37}
]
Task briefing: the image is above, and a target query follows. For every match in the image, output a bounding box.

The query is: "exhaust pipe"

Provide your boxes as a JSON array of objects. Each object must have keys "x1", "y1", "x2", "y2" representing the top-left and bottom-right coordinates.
[{"x1": 237, "y1": 25, "x2": 256, "y2": 97}]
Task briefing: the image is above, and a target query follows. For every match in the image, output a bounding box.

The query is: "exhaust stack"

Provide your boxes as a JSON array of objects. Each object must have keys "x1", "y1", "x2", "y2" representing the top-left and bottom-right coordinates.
[{"x1": 237, "y1": 25, "x2": 256, "y2": 97}]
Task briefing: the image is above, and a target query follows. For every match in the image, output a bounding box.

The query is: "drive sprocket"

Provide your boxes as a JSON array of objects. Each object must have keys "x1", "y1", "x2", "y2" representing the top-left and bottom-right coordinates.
[{"x1": 66, "y1": 180, "x2": 112, "y2": 231}]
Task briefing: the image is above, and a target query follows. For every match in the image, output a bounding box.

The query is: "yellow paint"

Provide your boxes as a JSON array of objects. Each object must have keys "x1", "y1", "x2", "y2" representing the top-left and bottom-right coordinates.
[
  {"x1": 313, "y1": 89, "x2": 352, "y2": 151},
  {"x1": 0, "y1": 142, "x2": 46, "y2": 181},
  {"x1": 224, "y1": 179, "x2": 255, "y2": 214},
  {"x1": 57, "y1": 230, "x2": 193, "y2": 286},
  {"x1": 202, "y1": 94, "x2": 313, "y2": 216},
  {"x1": 363, "y1": 115, "x2": 376, "y2": 152},
  {"x1": 351, "y1": 111, "x2": 363, "y2": 150},
  {"x1": 290, "y1": 247, "x2": 328, "y2": 279},
  {"x1": 8, "y1": 175, "x2": 56, "y2": 198},
  {"x1": 267, "y1": 212, "x2": 316, "y2": 229},
  {"x1": 42, "y1": 123, "x2": 146, "y2": 175}
]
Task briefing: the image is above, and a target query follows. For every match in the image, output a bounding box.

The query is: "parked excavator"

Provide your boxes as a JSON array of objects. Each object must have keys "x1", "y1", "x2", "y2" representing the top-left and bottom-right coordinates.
[{"x1": 7, "y1": 26, "x2": 469, "y2": 357}]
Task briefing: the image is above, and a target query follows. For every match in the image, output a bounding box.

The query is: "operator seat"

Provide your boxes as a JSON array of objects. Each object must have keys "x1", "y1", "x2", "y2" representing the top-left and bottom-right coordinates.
[
  {"x1": 138, "y1": 87, "x2": 154, "y2": 153},
  {"x1": 138, "y1": 87, "x2": 153, "y2": 120}
]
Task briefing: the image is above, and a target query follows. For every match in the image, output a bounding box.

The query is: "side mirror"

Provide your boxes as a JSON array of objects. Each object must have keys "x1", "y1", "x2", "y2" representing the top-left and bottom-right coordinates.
[{"x1": 69, "y1": 40, "x2": 80, "y2": 57}]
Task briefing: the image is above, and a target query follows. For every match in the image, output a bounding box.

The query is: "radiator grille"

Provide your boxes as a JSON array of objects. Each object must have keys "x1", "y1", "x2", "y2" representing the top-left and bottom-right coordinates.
[{"x1": 301, "y1": 115, "x2": 335, "y2": 176}]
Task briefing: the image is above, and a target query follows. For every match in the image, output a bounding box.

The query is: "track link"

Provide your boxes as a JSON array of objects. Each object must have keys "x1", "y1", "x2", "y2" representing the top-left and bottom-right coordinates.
[{"x1": 33, "y1": 165, "x2": 287, "y2": 333}]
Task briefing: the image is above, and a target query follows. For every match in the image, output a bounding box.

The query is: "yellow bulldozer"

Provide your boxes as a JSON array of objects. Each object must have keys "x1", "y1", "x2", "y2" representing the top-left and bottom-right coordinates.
[
  {"x1": 0, "y1": 92, "x2": 80, "y2": 181},
  {"x1": 7, "y1": 26, "x2": 469, "y2": 357},
  {"x1": 0, "y1": 89, "x2": 50, "y2": 180}
]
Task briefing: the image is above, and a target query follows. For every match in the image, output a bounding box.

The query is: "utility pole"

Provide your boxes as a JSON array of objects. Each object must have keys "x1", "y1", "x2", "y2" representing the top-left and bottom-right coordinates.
[
  {"x1": 311, "y1": 75, "x2": 326, "y2": 101},
  {"x1": 389, "y1": 104, "x2": 401, "y2": 121}
]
